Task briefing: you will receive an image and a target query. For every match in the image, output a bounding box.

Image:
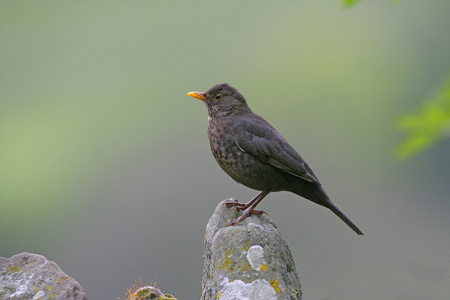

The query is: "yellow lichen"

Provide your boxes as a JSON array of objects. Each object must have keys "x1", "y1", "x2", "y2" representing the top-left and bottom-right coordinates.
[
  {"x1": 219, "y1": 249, "x2": 234, "y2": 272},
  {"x1": 7, "y1": 265, "x2": 22, "y2": 274},
  {"x1": 49, "y1": 293, "x2": 56, "y2": 299},
  {"x1": 242, "y1": 240, "x2": 251, "y2": 251},
  {"x1": 260, "y1": 263, "x2": 269, "y2": 272},
  {"x1": 240, "y1": 263, "x2": 251, "y2": 272},
  {"x1": 131, "y1": 286, "x2": 156, "y2": 298},
  {"x1": 142, "y1": 291, "x2": 156, "y2": 297},
  {"x1": 47, "y1": 286, "x2": 53, "y2": 291},
  {"x1": 270, "y1": 279, "x2": 282, "y2": 293},
  {"x1": 216, "y1": 291, "x2": 222, "y2": 299},
  {"x1": 56, "y1": 276, "x2": 70, "y2": 285}
]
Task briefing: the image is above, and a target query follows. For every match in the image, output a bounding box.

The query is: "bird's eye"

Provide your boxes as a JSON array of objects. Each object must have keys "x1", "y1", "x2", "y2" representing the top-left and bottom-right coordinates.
[{"x1": 214, "y1": 94, "x2": 222, "y2": 101}]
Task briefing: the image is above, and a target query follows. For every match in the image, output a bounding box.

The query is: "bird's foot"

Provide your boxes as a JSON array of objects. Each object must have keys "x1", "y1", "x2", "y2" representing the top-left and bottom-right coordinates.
[
  {"x1": 225, "y1": 206, "x2": 268, "y2": 226},
  {"x1": 224, "y1": 191, "x2": 270, "y2": 226},
  {"x1": 223, "y1": 199, "x2": 247, "y2": 209},
  {"x1": 224, "y1": 198, "x2": 262, "y2": 210},
  {"x1": 224, "y1": 201, "x2": 266, "y2": 214},
  {"x1": 226, "y1": 209, "x2": 267, "y2": 226}
]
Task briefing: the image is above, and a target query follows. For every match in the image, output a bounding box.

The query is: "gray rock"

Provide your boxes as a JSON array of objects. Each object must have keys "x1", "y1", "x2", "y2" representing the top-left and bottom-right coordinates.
[
  {"x1": 125, "y1": 284, "x2": 177, "y2": 300},
  {"x1": 0, "y1": 252, "x2": 87, "y2": 300},
  {"x1": 202, "y1": 198, "x2": 302, "y2": 300}
]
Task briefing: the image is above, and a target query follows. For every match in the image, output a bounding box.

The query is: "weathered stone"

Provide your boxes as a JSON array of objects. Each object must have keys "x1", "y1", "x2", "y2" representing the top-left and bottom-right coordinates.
[
  {"x1": 0, "y1": 252, "x2": 87, "y2": 300},
  {"x1": 125, "y1": 283, "x2": 177, "y2": 300},
  {"x1": 202, "y1": 198, "x2": 302, "y2": 300}
]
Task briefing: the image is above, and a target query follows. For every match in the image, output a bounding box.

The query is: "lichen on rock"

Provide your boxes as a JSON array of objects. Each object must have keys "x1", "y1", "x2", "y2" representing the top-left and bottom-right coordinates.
[{"x1": 202, "y1": 198, "x2": 302, "y2": 300}]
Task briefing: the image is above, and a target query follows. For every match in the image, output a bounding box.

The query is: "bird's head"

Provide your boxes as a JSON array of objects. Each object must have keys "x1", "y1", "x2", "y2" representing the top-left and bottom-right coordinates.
[{"x1": 188, "y1": 83, "x2": 252, "y2": 117}]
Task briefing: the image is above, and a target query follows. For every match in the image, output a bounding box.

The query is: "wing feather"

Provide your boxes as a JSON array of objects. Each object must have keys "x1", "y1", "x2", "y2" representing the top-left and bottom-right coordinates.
[{"x1": 231, "y1": 116, "x2": 320, "y2": 184}]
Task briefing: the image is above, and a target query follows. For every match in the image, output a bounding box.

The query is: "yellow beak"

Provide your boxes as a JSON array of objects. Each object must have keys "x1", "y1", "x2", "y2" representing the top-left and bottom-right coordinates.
[{"x1": 187, "y1": 91, "x2": 206, "y2": 101}]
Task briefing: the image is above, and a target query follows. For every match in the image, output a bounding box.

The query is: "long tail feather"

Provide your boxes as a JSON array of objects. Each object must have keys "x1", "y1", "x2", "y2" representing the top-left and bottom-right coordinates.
[{"x1": 327, "y1": 202, "x2": 364, "y2": 235}]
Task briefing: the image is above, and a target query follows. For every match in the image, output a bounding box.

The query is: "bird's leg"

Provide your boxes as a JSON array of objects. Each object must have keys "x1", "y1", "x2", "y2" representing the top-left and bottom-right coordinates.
[
  {"x1": 226, "y1": 190, "x2": 271, "y2": 226},
  {"x1": 223, "y1": 198, "x2": 247, "y2": 208},
  {"x1": 224, "y1": 190, "x2": 269, "y2": 210}
]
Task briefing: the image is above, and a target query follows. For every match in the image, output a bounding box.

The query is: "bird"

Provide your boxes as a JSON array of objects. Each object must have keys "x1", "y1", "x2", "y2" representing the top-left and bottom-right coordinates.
[{"x1": 187, "y1": 83, "x2": 363, "y2": 235}]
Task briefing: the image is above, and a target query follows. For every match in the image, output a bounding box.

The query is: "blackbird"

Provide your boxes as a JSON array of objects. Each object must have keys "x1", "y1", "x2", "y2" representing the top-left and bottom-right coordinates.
[{"x1": 188, "y1": 83, "x2": 363, "y2": 235}]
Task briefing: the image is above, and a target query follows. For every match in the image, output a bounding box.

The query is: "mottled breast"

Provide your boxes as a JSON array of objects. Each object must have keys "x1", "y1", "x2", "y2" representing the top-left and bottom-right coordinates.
[{"x1": 207, "y1": 115, "x2": 287, "y2": 191}]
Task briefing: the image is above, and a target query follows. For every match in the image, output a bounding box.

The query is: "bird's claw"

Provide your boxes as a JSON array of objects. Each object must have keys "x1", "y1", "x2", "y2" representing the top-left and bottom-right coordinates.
[
  {"x1": 225, "y1": 208, "x2": 268, "y2": 227},
  {"x1": 223, "y1": 200, "x2": 247, "y2": 209}
]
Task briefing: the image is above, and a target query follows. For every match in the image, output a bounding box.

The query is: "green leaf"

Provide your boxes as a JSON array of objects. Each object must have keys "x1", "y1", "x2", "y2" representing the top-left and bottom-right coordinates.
[
  {"x1": 396, "y1": 75, "x2": 450, "y2": 159},
  {"x1": 343, "y1": 0, "x2": 362, "y2": 7}
]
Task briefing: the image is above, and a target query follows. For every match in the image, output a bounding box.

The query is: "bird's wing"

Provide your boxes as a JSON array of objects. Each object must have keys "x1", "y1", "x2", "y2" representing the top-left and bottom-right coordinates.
[{"x1": 231, "y1": 116, "x2": 320, "y2": 184}]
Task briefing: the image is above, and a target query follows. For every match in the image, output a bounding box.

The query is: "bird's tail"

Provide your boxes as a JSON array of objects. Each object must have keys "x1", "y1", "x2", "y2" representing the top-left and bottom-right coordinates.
[
  {"x1": 327, "y1": 202, "x2": 364, "y2": 235},
  {"x1": 291, "y1": 182, "x2": 363, "y2": 235}
]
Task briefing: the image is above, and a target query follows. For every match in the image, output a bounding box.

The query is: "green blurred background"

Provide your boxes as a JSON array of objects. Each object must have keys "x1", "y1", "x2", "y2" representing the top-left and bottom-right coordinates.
[{"x1": 1, "y1": 1, "x2": 449, "y2": 299}]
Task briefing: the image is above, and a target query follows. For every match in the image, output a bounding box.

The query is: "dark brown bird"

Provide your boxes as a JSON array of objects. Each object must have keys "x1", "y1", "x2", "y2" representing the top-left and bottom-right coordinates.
[{"x1": 188, "y1": 83, "x2": 363, "y2": 235}]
